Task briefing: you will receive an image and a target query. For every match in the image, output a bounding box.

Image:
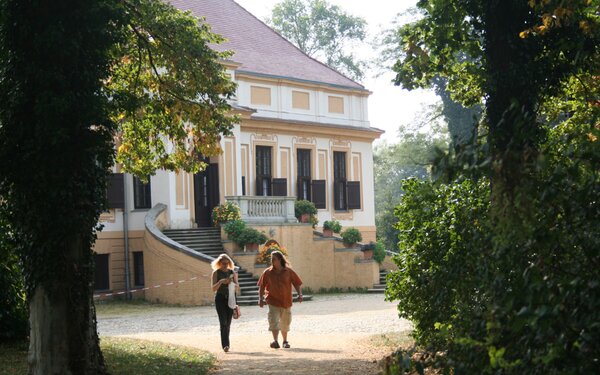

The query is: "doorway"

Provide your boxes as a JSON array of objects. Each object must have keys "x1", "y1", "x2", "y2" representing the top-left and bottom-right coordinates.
[{"x1": 193, "y1": 162, "x2": 219, "y2": 227}]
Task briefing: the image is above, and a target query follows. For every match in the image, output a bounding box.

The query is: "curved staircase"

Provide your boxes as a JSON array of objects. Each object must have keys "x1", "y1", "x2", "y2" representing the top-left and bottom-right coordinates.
[{"x1": 161, "y1": 228, "x2": 311, "y2": 305}]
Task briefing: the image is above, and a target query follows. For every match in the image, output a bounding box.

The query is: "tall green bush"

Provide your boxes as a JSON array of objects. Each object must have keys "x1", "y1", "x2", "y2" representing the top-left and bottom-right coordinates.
[{"x1": 386, "y1": 178, "x2": 492, "y2": 357}]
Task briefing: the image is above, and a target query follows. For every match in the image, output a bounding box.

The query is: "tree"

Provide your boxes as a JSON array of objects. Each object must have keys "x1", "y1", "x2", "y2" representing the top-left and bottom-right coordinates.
[
  {"x1": 0, "y1": 0, "x2": 236, "y2": 373},
  {"x1": 374, "y1": 10, "x2": 481, "y2": 149},
  {"x1": 374, "y1": 105, "x2": 448, "y2": 252},
  {"x1": 267, "y1": 0, "x2": 367, "y2": 81},
  {"x1": 384, "y1": 0, "x2": 600, "y2": 372}
]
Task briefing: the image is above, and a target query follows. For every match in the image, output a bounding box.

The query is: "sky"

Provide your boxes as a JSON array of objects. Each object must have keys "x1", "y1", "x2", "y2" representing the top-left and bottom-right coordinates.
[{"x1": 233, "y1": 0, "x2": 440, "y2": 144}]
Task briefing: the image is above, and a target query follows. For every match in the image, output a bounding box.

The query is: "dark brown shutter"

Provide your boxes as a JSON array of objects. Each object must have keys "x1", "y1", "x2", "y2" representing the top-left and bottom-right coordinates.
[
  {"x1": 272, "y1": 178, "x2": 287, "y2": 196},
  {"x1": 311, "y1": 180, "x2": 326, "y2": 209},
  {"x1": 107, "y1": 173, "x2": 124, "y2": 209},
  {"x1": 347, "y1": 181, "x2": 361, "y2": 209}
]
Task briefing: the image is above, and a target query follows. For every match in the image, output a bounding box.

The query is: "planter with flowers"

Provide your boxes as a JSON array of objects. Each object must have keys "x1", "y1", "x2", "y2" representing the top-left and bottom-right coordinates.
[
  {"x1": 256, "y1": 239, "x2": 288, "y2": 265},
  {"x1": 211, "y1": 201, "x2": 241, "y2": 226}
]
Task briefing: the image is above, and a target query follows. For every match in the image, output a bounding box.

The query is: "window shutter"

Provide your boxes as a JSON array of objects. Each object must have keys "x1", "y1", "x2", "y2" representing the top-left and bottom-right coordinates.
[
  {"x1": 272, "y1": 178, "x2": 287, "y2": 196},
  {"x1": 107, "y1": 173, "x2": 124, "y2": 209},
  {"x1": 347, "y1": 181, "x2": 361, "y2": 209},
  {"x1": 311, "y1": 180, "x2": 326, "y2": 209}
]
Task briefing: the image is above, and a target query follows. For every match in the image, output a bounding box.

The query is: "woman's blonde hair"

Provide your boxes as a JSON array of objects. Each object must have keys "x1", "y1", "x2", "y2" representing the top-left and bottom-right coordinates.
[{"x1": 211, "y1": 253, "x2": 235, "y2": 271}]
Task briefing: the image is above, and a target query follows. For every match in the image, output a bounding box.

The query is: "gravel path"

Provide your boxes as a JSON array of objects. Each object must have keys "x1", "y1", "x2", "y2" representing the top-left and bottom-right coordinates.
[{"x1": 98, "y1": 294, "x2": 412, "y2": 374}]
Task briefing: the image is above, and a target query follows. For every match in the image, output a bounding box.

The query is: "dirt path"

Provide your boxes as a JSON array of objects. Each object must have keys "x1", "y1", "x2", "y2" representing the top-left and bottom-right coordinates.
[{"x1": 98, "y1": 294, "x2": 412, "y2": 374}]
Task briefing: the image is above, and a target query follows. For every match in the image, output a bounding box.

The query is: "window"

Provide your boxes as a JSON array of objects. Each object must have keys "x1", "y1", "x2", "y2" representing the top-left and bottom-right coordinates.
[
  {"x1": 94, "y1": 254, "x2": 110, "y2": 291},
  {"x1": 133, "y1": 251, "x2": 145, "y2": 287},
  {"x1": 133, "y1": 176, "x2": 151, "y2": 209},
  {"x1": 297, "y1": 149, "x2": 311, "y2": 201},
  {"x1": 333, "y1": 151, "x2": 347, "y2": 210},
  {"x1": 256, "y1": 146, "x2": 272, "y2": 196}
]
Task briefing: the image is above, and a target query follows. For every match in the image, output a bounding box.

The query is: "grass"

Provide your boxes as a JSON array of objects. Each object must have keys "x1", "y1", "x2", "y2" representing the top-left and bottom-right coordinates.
[{"x1": 0, "y1": 337, "x2": 215, "y2": 375}]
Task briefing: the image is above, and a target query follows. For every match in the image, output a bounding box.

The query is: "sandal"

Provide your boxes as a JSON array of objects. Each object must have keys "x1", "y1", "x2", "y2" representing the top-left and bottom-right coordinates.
[
  {"x1": 282, "y1": 341, "x2": 290, "y2": 348},
  {"x1": 270, "y1": 340, "x2": 280, "y2": 349}
]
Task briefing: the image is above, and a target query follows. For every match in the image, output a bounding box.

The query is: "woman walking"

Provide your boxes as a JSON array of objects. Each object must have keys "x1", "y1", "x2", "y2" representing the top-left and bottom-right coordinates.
[{"x1": 211, "y1": 254, "x2": 239, "y2": 352}]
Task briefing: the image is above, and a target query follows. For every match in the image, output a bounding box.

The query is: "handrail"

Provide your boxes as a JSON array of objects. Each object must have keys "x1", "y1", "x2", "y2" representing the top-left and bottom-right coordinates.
[
  {"x1": 144, "y1": 203, "x2": 214, "y2": 263},
  {"x1": 225, "y1": 196, "x2": 298, "y2": 224}
]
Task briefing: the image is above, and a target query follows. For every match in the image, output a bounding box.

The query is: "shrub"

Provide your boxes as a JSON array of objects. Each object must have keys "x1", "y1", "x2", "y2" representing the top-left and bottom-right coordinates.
[
  {"x1": 211, "y1": 201, "x2": 241, "y2": 226},
  {"x1": 294, "y1": 200, "x2": 317, "y2": 218},
  {"x1": 222, "y1": 219, "x2": 245, "y2": 239},
  {"x1": 256, "y1": 240, "x2": 288, "y2": 264},
  {"x1": 341, "y1": 227, "x2": 362, "y2": 246},
  {"x1": 322, "y1": 219, "x2": 342, "y2": 233},
  {"x1": 234, "y1": 227, "x2": 267, "y2": 248},
  {"x1": 373, "y1": 241, "x2": 386, "y2": 264}
]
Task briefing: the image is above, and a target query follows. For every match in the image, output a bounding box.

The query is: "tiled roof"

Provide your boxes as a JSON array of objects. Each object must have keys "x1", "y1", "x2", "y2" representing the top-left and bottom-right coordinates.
[{"x1": 168, "y1": 0, "x2": 366, "y2": 91}]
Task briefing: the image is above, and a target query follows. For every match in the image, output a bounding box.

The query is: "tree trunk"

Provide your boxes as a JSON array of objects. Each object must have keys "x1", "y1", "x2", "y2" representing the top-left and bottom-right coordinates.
[
  {"x1": 27, "y1": 238, "x2": 106, "y2": 375},
  {"x1": 483, "y1": 0, "x2": 540, "y2": 220}
]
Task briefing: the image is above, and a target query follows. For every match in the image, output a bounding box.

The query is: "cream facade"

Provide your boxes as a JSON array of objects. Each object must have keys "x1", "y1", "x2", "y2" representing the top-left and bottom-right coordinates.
[{"x1": 93, "y1": 0, "x2": 383, "y2": 304}]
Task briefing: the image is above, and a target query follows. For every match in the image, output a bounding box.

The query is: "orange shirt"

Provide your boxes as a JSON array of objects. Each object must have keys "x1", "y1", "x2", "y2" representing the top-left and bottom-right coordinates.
[{"x1": 258, "y1": 266, "x2": 302, "y2": 308}]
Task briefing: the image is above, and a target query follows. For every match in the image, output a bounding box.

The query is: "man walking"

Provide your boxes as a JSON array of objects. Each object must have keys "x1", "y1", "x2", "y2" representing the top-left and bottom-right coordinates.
[{"x1": 258, "y1": 250, "x2": 303, "y2": 349}]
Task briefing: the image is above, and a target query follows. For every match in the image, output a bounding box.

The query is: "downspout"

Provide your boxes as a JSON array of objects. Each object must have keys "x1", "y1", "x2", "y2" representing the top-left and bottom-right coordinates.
[{"x1": 123, "y1": 173, "x2": 131, "y2": 300}]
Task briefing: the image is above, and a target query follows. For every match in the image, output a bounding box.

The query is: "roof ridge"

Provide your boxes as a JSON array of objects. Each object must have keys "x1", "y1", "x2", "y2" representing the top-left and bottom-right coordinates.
[{"x1": 231, "y1": 0, "x2": 364, "y2": 89}]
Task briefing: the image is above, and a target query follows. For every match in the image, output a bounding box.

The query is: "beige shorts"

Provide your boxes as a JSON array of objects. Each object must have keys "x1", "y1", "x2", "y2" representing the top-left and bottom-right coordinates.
[{"x1": 267, "y1": 305, "x2": 292, "y2": 332}]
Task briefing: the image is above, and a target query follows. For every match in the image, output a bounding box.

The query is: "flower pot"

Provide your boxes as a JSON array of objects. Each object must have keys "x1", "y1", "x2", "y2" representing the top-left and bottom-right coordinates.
[
  {"x1": 245, "y1": 243, "x2": 259, "y2": 252},
  {"x1": 300, "y1": 213, "x2": 310, "y2": 223},
  {"x1": 323, "y1": 229, "x2": 333, "y2": 237},
  {"x1": 362, "y1": 249, "x2": 373, "y2": 260}
]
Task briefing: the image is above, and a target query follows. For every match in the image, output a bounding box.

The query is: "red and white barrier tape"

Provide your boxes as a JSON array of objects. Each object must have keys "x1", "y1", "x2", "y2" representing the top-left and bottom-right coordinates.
[{"x1": 93, "y1": 274, "x2": 208, "y2": 299}]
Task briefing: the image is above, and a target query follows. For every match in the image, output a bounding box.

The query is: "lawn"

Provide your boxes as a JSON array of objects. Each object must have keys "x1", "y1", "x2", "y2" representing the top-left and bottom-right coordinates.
[{"x1": 0, "y1": 337, "x2": 215, "y2": 375}]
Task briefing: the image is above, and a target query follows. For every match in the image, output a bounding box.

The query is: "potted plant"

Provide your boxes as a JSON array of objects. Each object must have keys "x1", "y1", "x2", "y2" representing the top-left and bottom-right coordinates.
[
  {"x1": 211, "y1": 201, "x2": 241, "y2": 226},
  {"x1": 256, "y1": 239, "x2": 288, "y2": 265},
  {"x1": 235, "y1": 227, "x2": 268, "y2": 252},
  {"x1": 341, "y1": 227, "x2": 362, "y2": 248},
  {"x1": 294, "y1": 200, "x2": 317, "y2": 223},
  {"x1": 222, "y1": 219, "x2": 246, "y2": 250},
  {"x1": 373, "y1": 241, "x2": 386, "y2": 264},
  {"x1": 322, "y1": 219, "x2": 342, "y2": 237},
  {"x1": 361, "y1": 242, "x2": 375, "y2": 260}
]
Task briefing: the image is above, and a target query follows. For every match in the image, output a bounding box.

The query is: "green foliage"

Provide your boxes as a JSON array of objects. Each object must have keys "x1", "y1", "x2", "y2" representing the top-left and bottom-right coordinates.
[
  {"x1": 372, "y1": 241, "x2": 386, "y2": 264},
  {"x1": 294, "y1": 199, "x2": 317, "y2": 217},
  {"x1": 267, "y1": 0, "x2": 367, "y2": 81},
  {"x1": 222, "y1": 219, "x2": 246, "y2": 239},
  {"x1": 322, "y1": 219, "x2": 342, "y2": 233},
  {"x1": 373, "y1": 119, "x2": 448, "y2": 252},
  {"x1": 341, "y1": 227, "x2": 362, "y2": 246},
  {"x1": 386, "y1": 178, "x2": 492, "y2": 369},
  {"x1": 109, "y1": 0, "x2": 237, "y2": 178},
  {"x1": 385, "y1": 2, "x2": 600, "y2": 373},
  {"x1": 211, "y1": 202, "x2": 241, "y2": 226},
  {"x1": 233, "y1": 227, "x2": 268, "y2": 248}
]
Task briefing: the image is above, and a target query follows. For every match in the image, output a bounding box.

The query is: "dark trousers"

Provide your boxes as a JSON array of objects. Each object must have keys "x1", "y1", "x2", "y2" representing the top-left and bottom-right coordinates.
[{"x1": 215, "y1": 293, "x2": 233, "y2": 348}]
